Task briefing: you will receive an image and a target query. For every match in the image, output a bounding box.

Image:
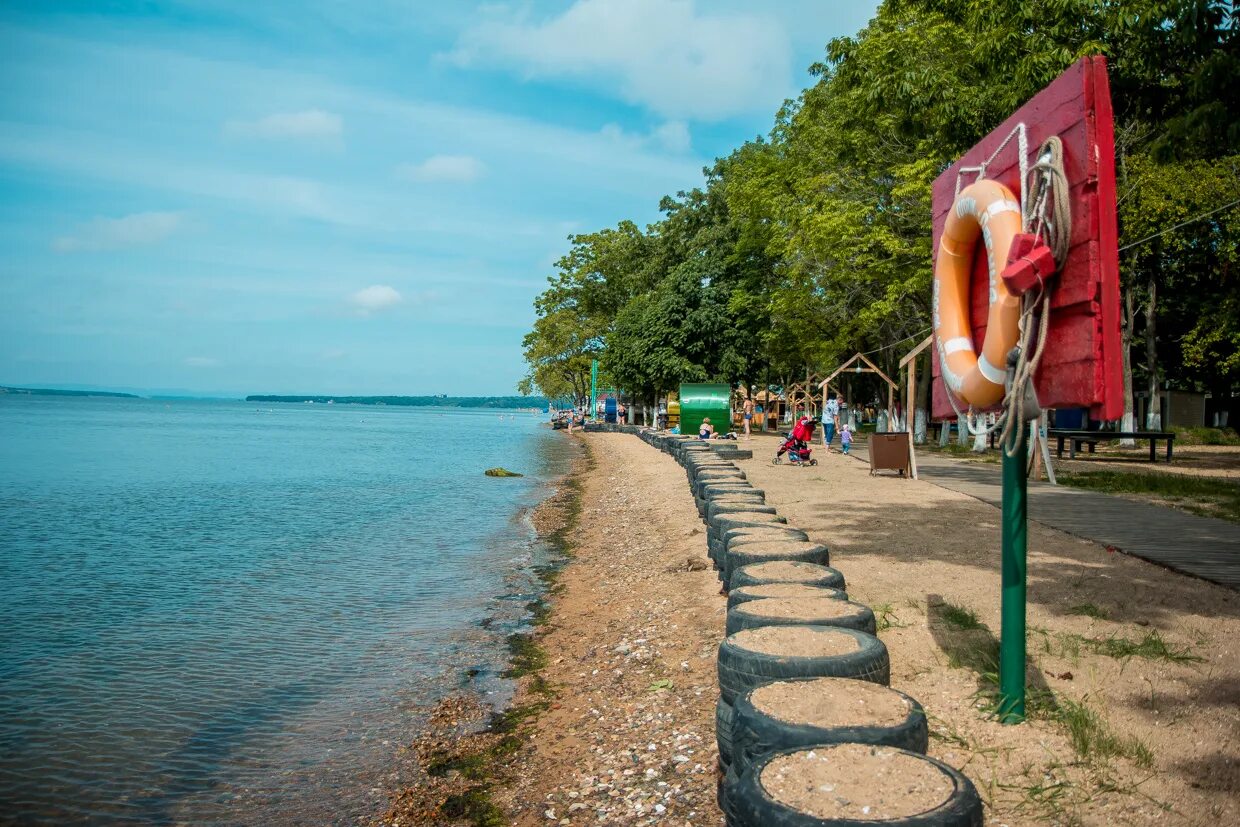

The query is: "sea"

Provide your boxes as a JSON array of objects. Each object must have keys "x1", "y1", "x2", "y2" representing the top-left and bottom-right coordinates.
[{"x1": 0, "y1": 395, "x2": 576, "y2": 825}]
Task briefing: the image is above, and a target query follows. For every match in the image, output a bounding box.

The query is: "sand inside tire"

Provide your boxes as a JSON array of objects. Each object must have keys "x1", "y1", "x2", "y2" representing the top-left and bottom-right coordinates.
[
  {"x1": 731, "y1": 626, "x2": 860, "y2": 658},
  {"x1": 760, "y1": 744, "x2": 953, "y2": 820},
  {"x1": 739, "y1": 597, "x2": 859, "y2": 620},
  {"x1": 751, "y1": 677, "x2": 912, "y2": 728},
  {"x1": 730, "y1": 541, "x2": 822, "y2": 556},
  {"x1": 738, "y1": 561, "x2": 836, "y2": 582},
  {"x1": 732, "y1": 584, "x2": 844, "y2": 602}
]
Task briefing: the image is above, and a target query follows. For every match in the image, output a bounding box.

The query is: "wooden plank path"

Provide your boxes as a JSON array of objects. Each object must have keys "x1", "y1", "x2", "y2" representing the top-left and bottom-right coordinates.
[{"x1": 848, "y1": 441, "x2": 1240, "y2": 590}]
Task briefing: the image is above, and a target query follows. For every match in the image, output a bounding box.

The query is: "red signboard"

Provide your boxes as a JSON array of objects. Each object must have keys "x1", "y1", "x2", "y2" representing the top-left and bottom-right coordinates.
[{"x1": 931, "y1": 57, "x2": 1123, "y2": 422}]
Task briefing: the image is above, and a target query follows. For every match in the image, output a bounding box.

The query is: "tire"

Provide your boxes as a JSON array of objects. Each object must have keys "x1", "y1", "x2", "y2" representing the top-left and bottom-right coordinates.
[
  {"x1": 809, "y1": 459, "x2": 818, "y2": 466},
  {"x1": 727, "y1": 583, "x2": 847, "y2": 611},
  {"x1": 718, "y1": 626, "x2": 889, "y2": 704},
  {"x1": 729, "y1": 744, "x2": 983, "y2": 827},
  {"x1": 716, "y1": 696, "x2": 735, "y2": 766},
  {"x1": 772, "y1": 457, "x2": 782, "y2": 465},
  {"x1": 710, "y1": 513, "x2": 788, "y2": 554},
  {"x1": 708, "y1": 501, "x2": 778, "y2": 522},
  {"x1": 731, "y1": 677, "x2": 929, "y2": 777},
  {"x1": 724, "y1": 541, "x2": 829, "y2": 587},
  {"x1": 726, "y1": 597, "x2": 876, "y2": 637},
  {"x1": 731, "y1": 561, "x2": 846, "y2": 591}
]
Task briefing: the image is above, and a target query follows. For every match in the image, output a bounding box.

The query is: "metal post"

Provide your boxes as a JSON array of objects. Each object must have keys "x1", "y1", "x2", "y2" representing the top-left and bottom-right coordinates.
[
  {"x1": 590, "y1": 360, "x2": 598, "y2": 420},
  {"x1": 999, "y1": 424, "x2": 1029, "y2": 723}
]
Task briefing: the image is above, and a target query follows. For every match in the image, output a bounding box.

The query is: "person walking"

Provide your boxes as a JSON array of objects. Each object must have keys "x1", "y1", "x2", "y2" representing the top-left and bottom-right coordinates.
[
  {"x1": 840, "y1": 422, "x2": 853, "y2": 455},
  {"x1": 742, "y1": 396, "x2": 754, "y2": 439},
  {"x1": 823, "y1": 391, "x2": 840, "y2": 451}
]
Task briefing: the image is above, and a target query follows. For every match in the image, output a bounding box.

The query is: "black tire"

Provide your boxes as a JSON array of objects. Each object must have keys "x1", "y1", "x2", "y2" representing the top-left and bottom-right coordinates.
[
  {"x1": 717, "y1": 626, "x2": 889, "y2": 704},
  {"x1": 716, "y1": 696, "x2": 735, "y2": 766},
  {"x1": 727, "y1": 583, "x2": 846, "y2": 611},
  {"x1": 731, "y1": 678, "x2": 929, "y2": 777},
  {"x1": 726, "y1": 597, "x2": 876, "y2": 637},
  {"x1": 724, "y1": 540, "x2": 829, "y2": 586},
  {"x1": 731, "y1": 561, "x2": 846, "y2": 591},
  {"x1": 729, "y1": 744, "x2": 983, "y2": 827},
  {"x1": 708, "y1": 501, "x2": 778, "y2": 522},
  {"x1": 772, "y1": 456, "x2": 782, "y2": 465},
  {"x1": 709, "y1": 513, "x2": 788, "y2": 554}
]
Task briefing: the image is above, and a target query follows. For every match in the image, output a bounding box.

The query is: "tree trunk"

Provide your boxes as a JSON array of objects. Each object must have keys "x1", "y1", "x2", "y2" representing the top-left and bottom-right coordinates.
[
  {"x1": 1119, "y1": 286, "x2": 1136, "y2": 445},
  {"x1": 1144, "y1": 268, "x2": 1161, "y2": 430},
  {"x1": 915, "y1": 352, "x2": 931, "y2": 445}
]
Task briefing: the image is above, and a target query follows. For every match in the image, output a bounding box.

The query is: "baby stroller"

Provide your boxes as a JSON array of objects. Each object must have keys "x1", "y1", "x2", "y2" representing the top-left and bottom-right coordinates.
[{"x1": 773, "y1": 416, "x2": 818, "y2": 466}]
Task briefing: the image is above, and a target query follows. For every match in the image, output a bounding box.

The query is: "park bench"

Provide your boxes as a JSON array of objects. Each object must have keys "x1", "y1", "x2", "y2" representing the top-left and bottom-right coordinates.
[{"x1": 1047, "y1": 428, "x2": 1175, "y2": 462}]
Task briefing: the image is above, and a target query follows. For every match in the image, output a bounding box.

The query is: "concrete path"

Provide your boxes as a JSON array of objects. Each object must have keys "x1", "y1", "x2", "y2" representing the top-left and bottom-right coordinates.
[{"x1": 847, "y1": 440, "x2": 1240, "y2": 590}]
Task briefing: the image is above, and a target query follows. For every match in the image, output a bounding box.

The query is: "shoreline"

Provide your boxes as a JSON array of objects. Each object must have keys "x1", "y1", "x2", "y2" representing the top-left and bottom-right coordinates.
[{"x1": 379, "y1": 438, "x2": 593, "y2": 825}]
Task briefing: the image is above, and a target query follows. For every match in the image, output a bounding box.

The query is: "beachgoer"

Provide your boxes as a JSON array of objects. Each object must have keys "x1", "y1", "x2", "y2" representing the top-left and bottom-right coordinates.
[
  {"x1": 618, "y1": 401, "x2": 626, "y2": 423},
  {"x1": 742, "y1": 397, "x2": 754, "y2": 439},
  {"x1": 840, "y1": 422, "x2": 853, "y2": 454},
  {"x1": 823, "y1": 391, "x2": 840, "y2": 451},
  {"x1": 699, "y1": 417, "x2": 715, "y2": 440}
]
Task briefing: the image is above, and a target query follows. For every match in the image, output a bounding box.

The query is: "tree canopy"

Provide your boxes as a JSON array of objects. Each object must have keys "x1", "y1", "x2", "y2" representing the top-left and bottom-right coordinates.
[{"x1": 519, "y1": 0, "x2": 1239, "y2": 413}]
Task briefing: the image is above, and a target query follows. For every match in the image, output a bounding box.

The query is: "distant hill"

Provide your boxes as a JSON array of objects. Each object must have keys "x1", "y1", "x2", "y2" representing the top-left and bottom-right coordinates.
[
  {"x1": 245, "y1": 395, "x2": 546, "y2": 409},
  {"x1": 1, "y1": 385, "x2": 139, "y2": 399}
]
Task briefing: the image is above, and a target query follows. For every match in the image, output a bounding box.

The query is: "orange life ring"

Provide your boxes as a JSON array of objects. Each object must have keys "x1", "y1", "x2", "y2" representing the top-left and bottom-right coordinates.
[{"x1": 934, "y1": 179, "x2": 1023, "y2": 408}]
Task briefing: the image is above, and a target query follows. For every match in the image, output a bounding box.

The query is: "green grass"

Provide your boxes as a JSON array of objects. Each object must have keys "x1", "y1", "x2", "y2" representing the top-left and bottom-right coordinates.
[
  {"x1": 1056, "y1": 469, "x2": 1240, "y2": 523},
  {"x1": 874, "y1": 602, "x2": 907, "y2": 632},
  {"x1": 1067, "y1": 603, "x2": 1109, "y2": 620},
  {"x1": 939, "y1": 602, "x2": 984, "y2": 630},
  {"x1": 1089, "y1": 630, "x2": 1204, "y2": 664},
  {"x1": 1171, "y1": 426, "x2": 1240, "y2": 446},
  {"x1": 1057, "y1": 697, "x2": 1154, "y2": 767}
]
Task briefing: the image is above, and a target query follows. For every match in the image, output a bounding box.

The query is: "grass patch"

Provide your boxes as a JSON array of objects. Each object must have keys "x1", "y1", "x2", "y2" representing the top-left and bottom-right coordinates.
[
  {"x1": 1089, "y1": 630, "x2": 1204, "y2": 664},
  {"x1": 874, "y1": 603, "x2": 907, "y2": 632},
  {"x1": 1171, "y1": 426, "x2": 1240, "y2": 446},
  {"x1": 1067, "y1": 603, "x2": 1109, "y2": 620},
  {"x1": 1057, "y1": 470, "x2": 1240, "y2": 524},
  {"x1": 939, "y1": 602, "x2": 984, "y2": 630},
  {"x1": 1058, "y1": 697, "x2": 1153, "y2": 767}
]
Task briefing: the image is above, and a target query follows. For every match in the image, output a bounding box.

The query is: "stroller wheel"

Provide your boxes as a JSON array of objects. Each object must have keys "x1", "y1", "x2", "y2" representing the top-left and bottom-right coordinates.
[
  {"x1": 772, "y1": 456, "x2": 782, "y2": 465},
  {"x1": 810, "y1": 459, "x2": 818, "y2": 466}
]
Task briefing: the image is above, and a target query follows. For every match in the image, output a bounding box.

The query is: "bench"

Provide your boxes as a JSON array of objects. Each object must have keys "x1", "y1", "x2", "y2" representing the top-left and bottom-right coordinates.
[{"x1": 1047, "y1": 429, "x2": 1175, "y2": 462}]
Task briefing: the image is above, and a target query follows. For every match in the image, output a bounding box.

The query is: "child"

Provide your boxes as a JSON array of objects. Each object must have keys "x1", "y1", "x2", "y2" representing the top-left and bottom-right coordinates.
[
  {"x1": 840, "y1": 423, "x2": 853, "y2": 454},
  {"x1": 698, "y1": 417, "x2": 715, "y2": 440}
]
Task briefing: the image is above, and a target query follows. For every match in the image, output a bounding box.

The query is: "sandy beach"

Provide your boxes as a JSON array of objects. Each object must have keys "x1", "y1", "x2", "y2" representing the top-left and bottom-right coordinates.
[{"x1": 385, "y1": 429, "x2": 1239, "y2": 826}]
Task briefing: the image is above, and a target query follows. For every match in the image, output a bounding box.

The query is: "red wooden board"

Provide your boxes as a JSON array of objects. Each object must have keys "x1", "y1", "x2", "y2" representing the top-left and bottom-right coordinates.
[{"x1": 931, "y1": 56, "x2": 1123, "y2": 422}]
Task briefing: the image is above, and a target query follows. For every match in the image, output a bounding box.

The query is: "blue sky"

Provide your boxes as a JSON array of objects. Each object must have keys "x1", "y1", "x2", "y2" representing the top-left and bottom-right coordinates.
[{"x1": 0, "y1": 0, "x2": 877, "y2": 397}]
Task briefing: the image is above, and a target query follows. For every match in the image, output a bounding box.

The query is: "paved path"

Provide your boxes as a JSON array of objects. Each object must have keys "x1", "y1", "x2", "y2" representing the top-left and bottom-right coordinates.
[{"x1": 848, "y1": 440, "x2": 1240, "y2": 590}]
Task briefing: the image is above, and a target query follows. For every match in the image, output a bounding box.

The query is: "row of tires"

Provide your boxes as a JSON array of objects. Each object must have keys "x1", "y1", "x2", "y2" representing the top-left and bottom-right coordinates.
[{"x1": 637, "y1": 428, "x2": 983, "y2": 827}]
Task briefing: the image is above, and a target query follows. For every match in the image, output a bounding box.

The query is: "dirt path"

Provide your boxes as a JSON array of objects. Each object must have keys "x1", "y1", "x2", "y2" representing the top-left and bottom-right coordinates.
[
  {"x1": 737, "y1": 431, "x2": 1239, "y2": 826},
  {"x1": 492, "y1": 433, "x2": 723, "y2": 825}
]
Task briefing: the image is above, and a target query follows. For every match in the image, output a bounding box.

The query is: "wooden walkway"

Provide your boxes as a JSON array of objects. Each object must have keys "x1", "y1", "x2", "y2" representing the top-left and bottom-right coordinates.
[{"x1": 848, "y1": 442, "x2": 1240, "y2": 590}]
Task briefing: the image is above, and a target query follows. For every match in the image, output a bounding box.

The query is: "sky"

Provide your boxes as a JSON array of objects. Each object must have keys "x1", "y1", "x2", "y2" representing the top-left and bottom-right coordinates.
[{"x1": 0, "y1": 0, "x2": 878, "y2": 397}]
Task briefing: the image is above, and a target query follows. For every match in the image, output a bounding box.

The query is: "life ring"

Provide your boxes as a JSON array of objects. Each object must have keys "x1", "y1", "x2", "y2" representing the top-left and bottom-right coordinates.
[{"x1": 933, "y1": 179, "x2": 1023, "y2": 408}]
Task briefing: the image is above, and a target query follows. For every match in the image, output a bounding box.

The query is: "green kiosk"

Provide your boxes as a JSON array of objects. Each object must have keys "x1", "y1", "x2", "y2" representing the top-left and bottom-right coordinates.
[{"x1": 679, "y1": 383, "x2": 731, "y2": 438}]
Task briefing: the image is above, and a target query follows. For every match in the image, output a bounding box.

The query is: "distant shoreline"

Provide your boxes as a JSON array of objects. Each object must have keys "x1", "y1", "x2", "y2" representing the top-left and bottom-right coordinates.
[
  {"x1": 246, "y1": 394, "x2": 546, "y2": 409},
  {"x1": 1, "y1": 386, "x2": 139, "y2": 399}
]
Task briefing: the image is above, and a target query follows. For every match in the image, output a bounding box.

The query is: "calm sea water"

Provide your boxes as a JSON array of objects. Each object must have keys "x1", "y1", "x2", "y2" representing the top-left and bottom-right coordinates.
[{"x1": 0, "y1": 396, "x2": 574, "y2": 825}]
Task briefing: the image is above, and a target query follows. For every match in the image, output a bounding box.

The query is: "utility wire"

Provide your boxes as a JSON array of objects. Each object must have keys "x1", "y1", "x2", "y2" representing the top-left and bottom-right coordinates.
[{"x1": 1118, "y1": 196, "x2": 1240, "y2": 252}]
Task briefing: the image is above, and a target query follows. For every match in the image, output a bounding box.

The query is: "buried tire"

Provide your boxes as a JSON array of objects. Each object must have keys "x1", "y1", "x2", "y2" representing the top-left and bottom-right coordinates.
[
  {"x1": 718, "y1": 625, "x2": 889, "y2": 705},
  {"x1": 716, "y1": 696, "x2": 735, "y2": 767},
  {"x1": 731, "y1": 561, "x2": 846, "y2": 591},
  {"x1": 731, "y1": 677, "x2": 929, "y2": 777},
  {"x1": 727, "y1": 583, "x2": 847, "y2": 611},
  {"x1": 729, "y1": 743, "x2": 983, "y2": 827},
  {"x1": 726, "y1": 597, "x2": 876, "y2": 637}
]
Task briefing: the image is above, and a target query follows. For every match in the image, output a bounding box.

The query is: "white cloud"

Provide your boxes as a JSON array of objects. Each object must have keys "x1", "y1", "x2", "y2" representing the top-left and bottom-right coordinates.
[
  {"x1": 445, "y1": 0, "x2": 790, "y2": 120},
  {"x1": 224, "y1": 109, "x2": 343, "y2": 141},
  {"x1": 184, "y1": 356, "x2": 220, "y2": 367},
  {"x1": 395, "y1": 155, "x2": 485, "y2": 183},
  {"x1": 349, "y1": 284, "x2": 403, "y2": 314},
  {"x1": 600, "y1": 120, "x2": 691, "y2": 154},
  {"x1": 53, "y1": 211, "x2": 185, "y2": 252}
]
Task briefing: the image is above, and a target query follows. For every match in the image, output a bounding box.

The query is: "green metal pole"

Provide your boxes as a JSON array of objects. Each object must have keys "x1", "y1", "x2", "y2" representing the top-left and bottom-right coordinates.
[
  {"x1": 590, "y1": 359, "x2": 598, "y2": 419},
  {"x1": 998, "y1": 424, "x2": 1029, "y2": 723}
]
